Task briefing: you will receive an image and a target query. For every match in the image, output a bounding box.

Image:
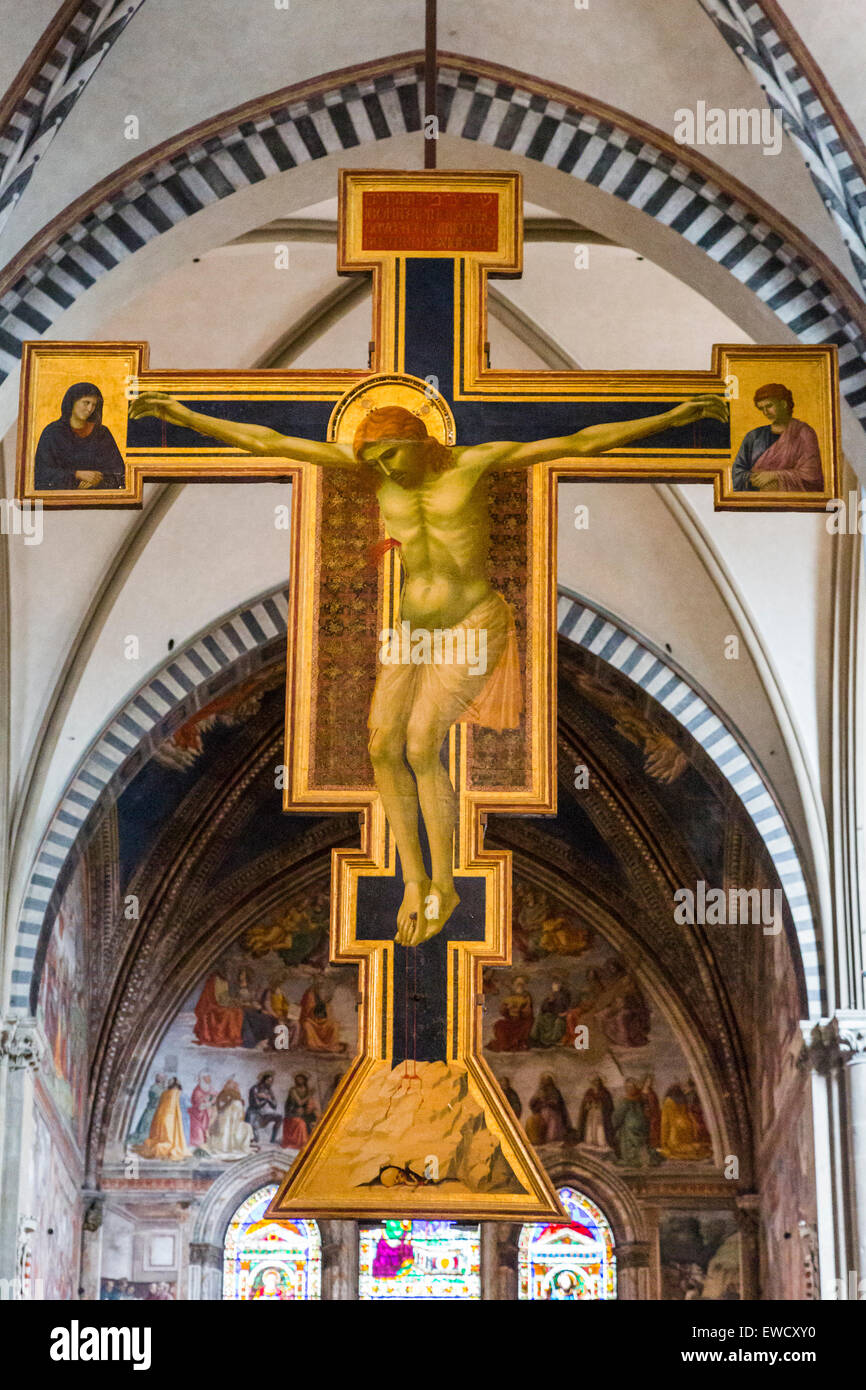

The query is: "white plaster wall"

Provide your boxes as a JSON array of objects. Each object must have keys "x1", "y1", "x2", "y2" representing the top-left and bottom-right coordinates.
[
  {"x1": 101, "y1": 1206, "x2": 136, "y2": 1281},
  {"x1": 497, "y1": 241, "x2": 751, "y2": 371}
]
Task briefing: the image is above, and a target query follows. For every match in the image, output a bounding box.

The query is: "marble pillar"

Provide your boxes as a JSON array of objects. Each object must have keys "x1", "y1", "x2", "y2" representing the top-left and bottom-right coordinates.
[
  {"x1": 615, "y1": 1240, "x2": 651, "y2": 1300},
  {"x1": 0, "y1": 1017, "x2": 46, "y2": 1299}
]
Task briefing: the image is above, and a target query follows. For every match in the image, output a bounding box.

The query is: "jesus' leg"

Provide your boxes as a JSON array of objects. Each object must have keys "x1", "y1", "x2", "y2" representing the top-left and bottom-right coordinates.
[
  {"x1": 403, "y1": 702, "x2": 460, "y2": 946},
  {"x1": 402, "y1": 653, "x2": 511, "y2": 946},
  {"x1": 368, "y1": 722, "x2": 429, "y2": 937},
  {"x1": 399, "y1": 606, "x2": 510, "y2": 945}
]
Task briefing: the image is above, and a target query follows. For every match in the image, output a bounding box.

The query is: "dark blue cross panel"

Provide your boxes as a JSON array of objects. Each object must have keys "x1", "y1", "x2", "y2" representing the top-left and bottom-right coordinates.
[
  {"x1": 127, "y1": 400, "x2": 335, "y2": 450},
  {"x1": 355, "y1": 870, "x2": 486, "y2": 1065},
  {"x1": 400, "y1": 256, "x2": 730, "y2": 452}
]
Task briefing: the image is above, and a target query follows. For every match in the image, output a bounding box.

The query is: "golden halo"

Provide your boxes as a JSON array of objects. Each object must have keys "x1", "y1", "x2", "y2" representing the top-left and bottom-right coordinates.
[{"x1": 328, "y1": 373, "x2": 456, "y2": 447}]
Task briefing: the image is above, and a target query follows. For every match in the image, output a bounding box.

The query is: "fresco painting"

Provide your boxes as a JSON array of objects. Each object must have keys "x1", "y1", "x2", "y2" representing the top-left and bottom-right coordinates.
[
  {"x1": 756, "y1": 912, "x2": 804, "y2": 1140},
  {"x1": 100, "y1": 1279, "x2": 176, "y2": 1300},
  {"x1": 36, "y1": 861, "x2": 89, "y2": 1149},
  {"x1": 761, "y1": 1098, "x2": 819, "y2": 1301},
  {"x1": 484, "y1": 882, "x2": 714, "y2": 1168},
  {"x1": 126, "y1": 899, "x2": 356, "y2": 1168},
  {"x1": 30, "y1": 1104, "x2": 83, "y2": 1302},
  {"x1": 659, "y1": 1211, "x2": 741, "y2": 1300}
]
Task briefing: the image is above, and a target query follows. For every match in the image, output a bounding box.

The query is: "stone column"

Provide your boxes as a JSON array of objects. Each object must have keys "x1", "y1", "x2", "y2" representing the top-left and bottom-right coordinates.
[
  {"x1": 801, "y1": 1011, "x2": 866, "y2": 1298},
  {"x1": 0, "y1": 1017, "x2": 46, "y2": 1298},
  {"x1": 188, "y1": 1241, "x2": 223, "y2": 1300},
  {"x1": 79, "y1": 1195, "x2": 105, "y2": 1301},
  {"x1": 615, "y1": 1240, "x2": 651, "y2": 1300},
  {"x1": 735, "y1": 1194, "x2": 761, "y2": 1300},
  {"x1": 320, "y1": 1219, "x2": 358, "y2": 1300},
  {"x1": 799, "y1": 1020, "x2": 844, "y2": 1299},
  {"x1": 835, "y1": 1012, "x2": 866, "y2": 1288},
  {"x1": 480, "y1": 1222, "x2": 498, "y2": 1299},
  {"x1": 490, "y1": 1223, "x2": 519, "y2": 1300}
]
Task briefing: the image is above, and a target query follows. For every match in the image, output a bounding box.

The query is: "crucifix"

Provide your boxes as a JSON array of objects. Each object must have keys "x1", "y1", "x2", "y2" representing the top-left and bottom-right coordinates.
[{"x1": 17, "y1": 159, "x2": 839, "y2": 1217}]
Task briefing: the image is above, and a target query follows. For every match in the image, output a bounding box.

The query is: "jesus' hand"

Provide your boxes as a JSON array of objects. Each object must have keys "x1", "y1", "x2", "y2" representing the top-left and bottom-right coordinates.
[
  {"x1": 128, "y1": 391, "x2": 182, "y2": 422},
  {"x1": 665, "y1": 395, "x2": 729, "y2": 428}
]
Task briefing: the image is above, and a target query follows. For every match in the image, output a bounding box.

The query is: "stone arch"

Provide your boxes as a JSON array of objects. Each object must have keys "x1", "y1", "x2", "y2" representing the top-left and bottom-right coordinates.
[
  {"x1": 501, "y1": 1157, "x2": 645, "y2": 1300},
  {"x1": 1, "y1": 54, "x2": 865, "y2": 438},
  {"x1": 189, "y1": 1151, "x2": 295, "y2": 1299},
  {"x1": 699, "y1": 0, "x2": 866, "y2": 289},
  {"x1": 556, "y1": 587, "x2": 823, "y2": 1014},
  {"x1": 12, "y1": 584, "x2": 289, "y2": 1013},
  {"x1": 191, "y1": 1148, "x2": 293, "y2": 1246}
]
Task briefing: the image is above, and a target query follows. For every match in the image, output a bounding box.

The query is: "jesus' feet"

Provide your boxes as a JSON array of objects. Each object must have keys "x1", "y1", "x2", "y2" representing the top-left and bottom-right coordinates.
[
  {"x1": 404, "y1": 882, "x2": 461, "y2": 946},
  {"x1": 396, "y1": 879, "x2": 429, "y2": 945}
]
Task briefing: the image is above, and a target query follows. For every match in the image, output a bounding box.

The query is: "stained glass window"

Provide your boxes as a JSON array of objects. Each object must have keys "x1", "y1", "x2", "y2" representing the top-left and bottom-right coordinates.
[
  {"x1": 359, "y1": 1220, "x2": 481, "y2": 1300},
  {"x1": 518, "y1": 1186, "x2": 616, "y2": 1300},
  {"x1": 222, "y1": 1183, "x2": 321, "y2": 1300}
]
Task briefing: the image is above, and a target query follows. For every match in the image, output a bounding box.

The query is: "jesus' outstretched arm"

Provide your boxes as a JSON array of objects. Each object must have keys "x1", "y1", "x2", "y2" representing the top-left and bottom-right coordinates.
[
  {"x1": 129, "y1": 391, "x2": 356, "y2": 468},
  {"x1": 454, "y1": 394, "x2": 728, "y2": 473}
]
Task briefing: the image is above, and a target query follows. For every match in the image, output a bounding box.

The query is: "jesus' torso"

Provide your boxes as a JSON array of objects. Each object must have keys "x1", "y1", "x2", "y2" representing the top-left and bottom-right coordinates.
[{"x1": 375, "y1": 450, "x2": 492, "y2": 629}]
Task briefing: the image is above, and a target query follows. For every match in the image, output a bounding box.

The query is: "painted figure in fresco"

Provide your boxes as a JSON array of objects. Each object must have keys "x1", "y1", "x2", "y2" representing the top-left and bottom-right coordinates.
[
  {"x1": 563, "y1": 967, "x2": 605, "y2": 1046},
  {"x1": 684, "y1": 1077, "x2": 713, "y2": 1159},
  {"x1": 193, "y1": 971, "x2": 244, "y2": 1048},
  {"x1": 575, "y1": 1076, "x2": 615, "y2": 1151},
  {"x1": 537, "y1": 914, "x2": 591, "y2": 957},
  {"x1": 243, "y1": 895, "x2": 329, "y2": 967},
  {"x1": 299, "y1": 979, "x2": 343, "y2": 1052},
  {"x1": 34, "y1": 381, "x2": 125, "y2": 490},
  {"x1": 188, "y1": 1072, "x2": 215, "y2": 1148},
  {"x1": 573, "y1": 669, "x2": 690, "y2": 784},
  {"x1": 129, "y1": 1072, "x2": 166, "y2": 1145},
  {"x1": 499, "y1": 1075, "x2": 522, "y2": 1119},
  {"x1": 599, "y1": 974, "x2": 651, "y2": 1049},
  {"x1": 205, "y1": 1077, "x2": 254, "y2": 1158},
  {"x1": 732, "y1": 383, "x2": 823, "y2": 492},
  {"x1": 612, "y1": 1077, "x2": 662, "y2": 1167},
  {"x1": 259, "y1": 973, "x2": 300, "y2": 1050},
  {"x1": 659, "y1": 1215, "x2": 736, "y2": 1300},
  {"x1": 237, "y1": 967, "x2": 277, "y2": 1049},
  {"x1": 641, "y1": 1073, "x2": 662, "y2": 1149},
  {"x1": 245, "y1": 1071, "x2": 282, "y2": 1145},
  {"x1": 529, "y1": 976, "x2": 572, "y2": 1048},
  {"x1": 130, "y1": 389, "x2": 727, "y2": 941},
  {"x1": 525, "y1": 1073, "x2": 571, "y2": 1145},
  {"x1": 282, "y1": 1072, "x2": 321, "y2": 1149},
  {"x1": 659, "y1": 1080, "x2": 713, "y2": 1161},
  {"x1": 134, "y1": 1078, "x2": 191, "y2": 1161},
  {"x1": 487, "y1": 975, "x2": 533, "y2": 1052},
  {"x1": 701, "y1": 1233, "x2": 742, "y2": 1301},
  {"x1": 512, "y1": 883, "x2": 591, "y2": 958}
]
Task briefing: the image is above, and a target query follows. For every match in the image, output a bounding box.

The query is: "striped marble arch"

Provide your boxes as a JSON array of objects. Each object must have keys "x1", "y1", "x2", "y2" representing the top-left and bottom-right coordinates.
[{"x1": 1, "y1": 55, "x2": 866, "y2": 433}]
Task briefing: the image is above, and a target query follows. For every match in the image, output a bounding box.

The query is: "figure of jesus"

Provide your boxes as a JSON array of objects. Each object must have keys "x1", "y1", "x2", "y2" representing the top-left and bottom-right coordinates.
[{"x1": 130, "y1": 389, "x2": 727, "y2": 946}]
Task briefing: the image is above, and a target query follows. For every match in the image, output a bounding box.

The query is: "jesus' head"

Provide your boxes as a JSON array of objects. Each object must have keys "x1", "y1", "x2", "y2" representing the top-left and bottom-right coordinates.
[{"x1": 353, "y1": 406, "x2": 452, "y2": 487}]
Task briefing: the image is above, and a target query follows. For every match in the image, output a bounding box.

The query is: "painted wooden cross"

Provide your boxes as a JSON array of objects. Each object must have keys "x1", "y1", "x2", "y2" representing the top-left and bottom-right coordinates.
[{"x1": 17, "y1": 170, "x2": 839, "y2": 1221}]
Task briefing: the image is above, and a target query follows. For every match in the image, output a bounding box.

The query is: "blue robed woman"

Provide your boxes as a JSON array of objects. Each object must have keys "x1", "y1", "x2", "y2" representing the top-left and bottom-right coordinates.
[{"x1": 34, "y1": 381, "x2": 125, "y2": 490}]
